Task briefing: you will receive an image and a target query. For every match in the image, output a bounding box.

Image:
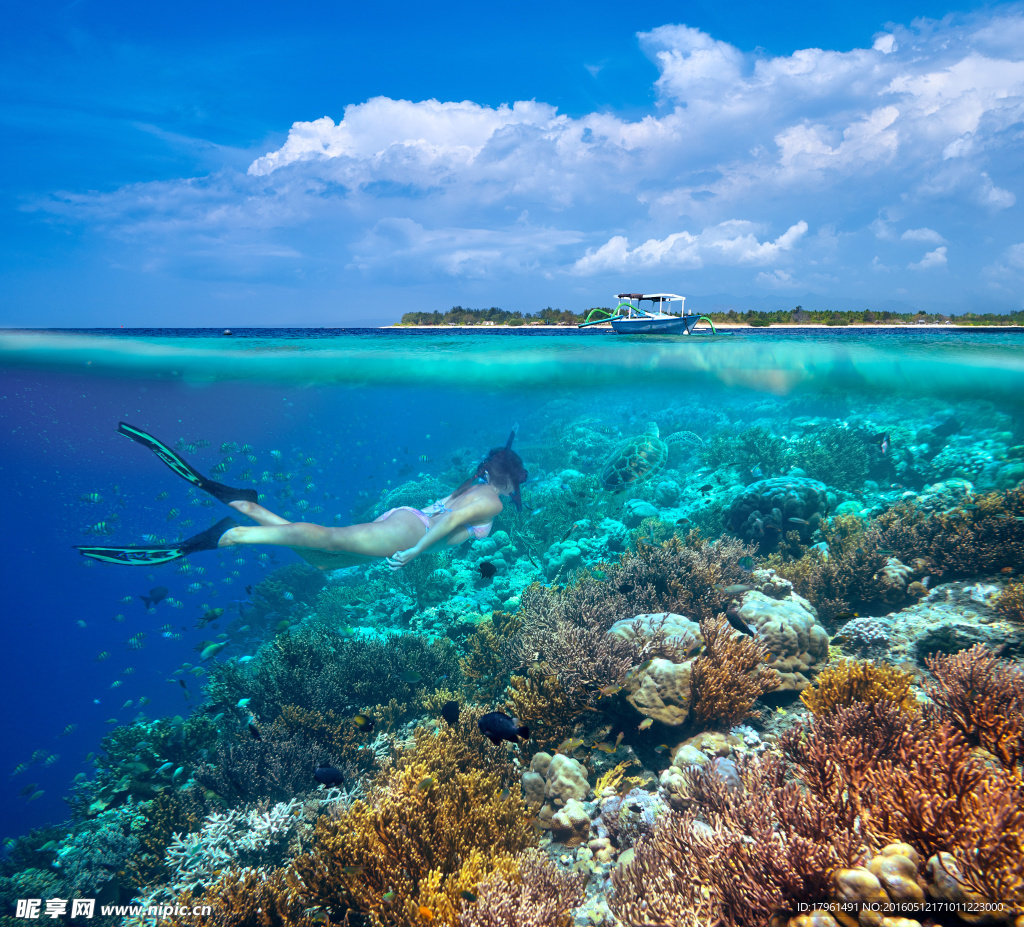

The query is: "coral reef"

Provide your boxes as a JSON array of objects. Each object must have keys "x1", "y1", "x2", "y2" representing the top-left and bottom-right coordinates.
[
  {"x1": 799, "y1": 659, "x2": 918, "y2": 716},
  {"x1": 723, "y1": 477, "x2": 833, "y2": 550},
  {"x1": 457, "y1": 849, "x2": 586, "y2": 927},
  {"x1": 732, "y1": 590, "x2": 830, "y2": 690},
  {"x1": 688, "y1": 615, "x2": 780, "y2": 727},
  {"x1": 925, "y1": 643, "x2": 1024, "y2": 771},
  {"x1": 286, "y1": 719, "x2": 535, "y2": 927}
]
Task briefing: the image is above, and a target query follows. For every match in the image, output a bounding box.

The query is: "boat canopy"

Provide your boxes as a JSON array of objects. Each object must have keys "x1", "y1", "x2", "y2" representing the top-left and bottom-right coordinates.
[{"x1": 615, "y1": 292, "x2": 685, "y2": 302}]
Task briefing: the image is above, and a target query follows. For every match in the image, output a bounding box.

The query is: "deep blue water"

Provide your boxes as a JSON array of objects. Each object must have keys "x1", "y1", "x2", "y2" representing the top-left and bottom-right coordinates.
[{"x1": 1, "y1": 325, "x2": 1022, "y2": 841}]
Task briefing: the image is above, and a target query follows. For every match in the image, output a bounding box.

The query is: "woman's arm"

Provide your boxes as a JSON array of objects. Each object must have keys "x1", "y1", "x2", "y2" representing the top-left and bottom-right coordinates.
[{"x1": 387, "y1": 492, "x2": 501, "y2": 570}]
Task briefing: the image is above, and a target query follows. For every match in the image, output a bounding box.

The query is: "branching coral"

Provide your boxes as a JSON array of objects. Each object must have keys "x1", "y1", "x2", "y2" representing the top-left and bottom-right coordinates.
[
  {"x1": 504, "y1": 670, "x2": 584, "y2": 754},
  {"x1": 792, "y1": 424, "x2": 871, "y2": 491},
  {"x1": 457, "y1": 849, "x2": 586, "y2": 927},
  {"x1": 688, "y1": 615, "x2": 779, "y2": 728},
  {"x1": 168, "y1": 866, "x2": 313, "y2": 927},
  {"x1": 611, "y1": 755, "x2": 866, "y2": 927},
  {"x1": 276, "y1": 705, "x2": 380, "y2": 776},
  {"x1": 459, "y1": 611, "x2": 522, "y2": 700},
  {"x1": 925, "y1": 643, "x2": 1024, "y2": 772},
  {"x1": 703, "y1": 425, "x2": 792, "y2": 477},
  {"x1": 286, "y1": 718, "x2": 535, "y2": 927},
  {"x1": 874, "y1": 485, "x2": 1024, "y2": 576},
  {"x1": 204, "y1": 622, "x2": 461, "y2": 722},
  {"x1": 799, "y1": 659, "x2": 918, "y2": 716},
  {"x1": 860, "y1": 720, "x2": 1024, "y2": 908},
  {"x1": 998, "y1": 580, "x2": 1024, "y2": 622},
  {"x1": 765, "y1": 515, "x2": 892, "y2": 623},
  {"x1": 194, "y1": 721, "x2": 328, "y2": 804}
]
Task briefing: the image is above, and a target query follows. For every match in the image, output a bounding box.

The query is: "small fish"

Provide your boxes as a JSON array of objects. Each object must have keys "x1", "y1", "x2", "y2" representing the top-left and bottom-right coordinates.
[
  {"x1": 79, "y1": 493, "x2": 102, "y2": 503},
  {"x1": 597, "y1": 684, "x2": 623, "y2": 697},
  {"x1": 155, "y1": 491, "x2": 169, "y2": 501},
  {"x1": 638, "y1": 718, "x2": 653, "y2": 731},
  {"x1": 247, "y1": 719, "x2": 262, "y2": 740},
  {"x1": 628, "y1": 802, "x2": 643, "y2": 814},
  {"x1": 877, "y1": 549, "x2": 894, "y2": 556},
  {"x1": 722, "y1": 584, "x2": 752, "y2": 595},
  {"x1": 593, "y1": 742, "x2": 617, "y2": 753},
  {"x1": 419, "y1": 908, "x2": 434, "y2": 922},
  {"x1": 787, "y1": 517, "x2": 808, "y2": 526},
  {"x1": 352, "y1": 713, "x2": 375, "y2": 733},
  {"x1": 382, "y1": 891, "x2": 396, "y2": 904},
  {"x1": 155, "y1": 762, "x2": 174, "y2": 774},
  {"x1": 200, "y1": 642, "x2": 229, "y2": 661},
  {"x1": 76, "y1": 620, "x2": 87, "y2": 628},
  {"x1": 58, "y1": 723, "x2": 77, "y2": 737},
  {"x1": 440, "y1": 701, "x2": 460, "y2": 725},
  {"x1": 201, "y1": 608, "x2": 225, "y2": 623},
  {"x1": 314, "y1": 764, "x2": 345, "y2": 786},
  {"x1": 654, "y1": 744, "x2": 669, "y2": 754},
  {"x1": 172, "y1": 767, "x2": 185, "y2": 779},
  {"x1": 166, "y1": 508, "x2": 180, "y2": 522},
  {"x1": 236, "y1": 698, "x2": 252, "y2": 708},
  {"x1": 737, "y1": 556, "x2": 754, "y2": 571},
  {"x1": 26, "y1": 790, "x2": 44, "y2": 802},
  {"x1": 118, "y1": 595, "x2": 132, "y2": 604},
  {"x1": 557, "y1": 737, "x2": 584, "y2": 753},
  {"x1": 460, "y1": 891, "x2": 477, "y2": 903},
  {"x1": 477, "y1": 711, "x2": 530, "y2": 746},
  {"x1": 342, "y1": 865, "x2": 365, "y2": 876},
  {"x1": 880, "y1": 433, "x2": 891, "y2": 455},
  {"x1": 833, "y1": 611, "x2": 859, "y2": 621},
  {"x1": 417, "y1": 776, "x2": 435, "y2": 791},
  {"x1": 399, "y1": 670, "x2": 423, "y2": 684},
  {"x1": 698, "y1": 484, "x2": 713, "y2": 493},
  {"x1": 478, "y1": 561, "x2": 497, "y2": 579}
]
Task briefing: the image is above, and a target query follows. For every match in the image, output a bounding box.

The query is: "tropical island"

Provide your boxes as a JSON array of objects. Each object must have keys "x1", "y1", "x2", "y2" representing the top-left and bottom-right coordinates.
[{"x1": 394, "y1": 305, "x2": 1024, "y2": 327}]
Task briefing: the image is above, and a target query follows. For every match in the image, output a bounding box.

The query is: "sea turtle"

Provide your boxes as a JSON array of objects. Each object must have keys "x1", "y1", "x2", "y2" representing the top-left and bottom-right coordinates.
[{"x1": 599, "y1": 423, "x2": 668, "y2": 491}]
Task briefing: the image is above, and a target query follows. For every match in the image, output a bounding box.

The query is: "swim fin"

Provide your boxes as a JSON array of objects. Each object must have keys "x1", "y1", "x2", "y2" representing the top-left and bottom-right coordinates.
[
  {"x1": 76, "y1": 517, "x2": 238, "y2": 566},
  {"x1": 118, "y1": 422, "x2": 258, "y2": 504}
]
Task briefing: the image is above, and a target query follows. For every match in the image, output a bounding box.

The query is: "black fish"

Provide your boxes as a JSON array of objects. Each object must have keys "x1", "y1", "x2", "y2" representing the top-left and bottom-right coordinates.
[
  {"x1": 178, "y1": 679, "x2": 187, "y2": 689},
  {"x1": 441, "y1": 701, "x2": 460, "y2": 726},
  {"x1": 478, "y1": 711, "x2": 529, "y2": 746},
  {"x1": 725, "y1": 609, "x2": 756, "y2": 637},
  {"x1": 141, "y1": 586, "x2": 169, "y2": 608},
  {"x1": 479, "y1": 562, "x2": 497, "y2": 579},
  {"x1": 247, "y1": 720, "x2": 262, "y2": 741},
  {"x1": 314, "y1": 764, "x2": 345, "y2": 787},
  {"x1": 698, "y1": 484, "x2": 713, "y2": 493},
  {"x1": 245, "y1": 585, "x2": 253, "y2": 595}
]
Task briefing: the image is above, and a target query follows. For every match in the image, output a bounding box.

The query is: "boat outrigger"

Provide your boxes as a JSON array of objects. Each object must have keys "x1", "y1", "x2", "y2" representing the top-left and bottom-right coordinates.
[{"x1": 578, "y1": 293, "x2": 717, "y2": 334}]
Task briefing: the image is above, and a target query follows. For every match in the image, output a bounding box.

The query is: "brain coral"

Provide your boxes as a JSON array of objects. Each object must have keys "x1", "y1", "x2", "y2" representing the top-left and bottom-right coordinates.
[
  {"x1": 733, "y1": 591, "x2": 830, "y2": 690},
  {"x1": 723, "y1": 477, "x2": 834, "y2": 550}
]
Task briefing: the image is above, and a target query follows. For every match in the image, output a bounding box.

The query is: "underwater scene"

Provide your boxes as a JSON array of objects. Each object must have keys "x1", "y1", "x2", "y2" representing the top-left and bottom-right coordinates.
[{"x1": 2, "y1": 327, "x2": 1024, "y2": 927}]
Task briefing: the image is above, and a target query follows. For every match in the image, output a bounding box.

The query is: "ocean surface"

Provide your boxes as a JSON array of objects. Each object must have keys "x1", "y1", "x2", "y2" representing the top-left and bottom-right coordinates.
[{"x1": 1, "y1": 326, "x2": 1022, "y2": 921}]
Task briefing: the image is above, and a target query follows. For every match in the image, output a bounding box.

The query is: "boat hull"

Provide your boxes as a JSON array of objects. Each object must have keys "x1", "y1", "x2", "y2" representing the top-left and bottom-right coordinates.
[{"x1": 609, "y1": 315, "x2": 702, "y2": 334}]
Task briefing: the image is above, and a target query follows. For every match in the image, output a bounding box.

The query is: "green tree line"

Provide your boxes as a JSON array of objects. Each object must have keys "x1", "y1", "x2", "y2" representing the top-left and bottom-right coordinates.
[{"x1": 398, "y1": 305, "x2": 1024, "y2": 326}]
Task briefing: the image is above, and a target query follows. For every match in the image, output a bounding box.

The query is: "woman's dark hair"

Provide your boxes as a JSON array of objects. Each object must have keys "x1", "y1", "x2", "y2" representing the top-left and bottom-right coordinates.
[{"x1": 450, "y1": 430, "x2": 528, "y2": 511}]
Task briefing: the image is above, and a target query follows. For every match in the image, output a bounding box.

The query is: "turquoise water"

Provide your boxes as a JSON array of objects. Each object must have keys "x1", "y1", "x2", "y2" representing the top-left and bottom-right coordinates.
[{"x1": 1, "y1": 327, "x2": 1022, "y2": 922}]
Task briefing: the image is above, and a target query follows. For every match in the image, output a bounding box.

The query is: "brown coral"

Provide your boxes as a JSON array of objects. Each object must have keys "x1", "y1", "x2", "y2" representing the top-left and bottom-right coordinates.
[
  {"x1": 688, "y1": 614, "x2": 780, "y2": 728},
  {"x1": 611, "y1": 754, "x2": 866, "y2": 927},
  {"x1": 800, "y1": 659, "x2": 918, "y2": 716},
  {"x1": 504, "y1": 670, "x2": 583, "y2": 754},
  {"x1": 997, "y1": 580, "x2": 1024, "y2": 622},
  {"x1": 168, "y1": 866, "x2": 314, "y2": 927},
  {"x1": 925, "y1": 643, "x2": 1024, "y2": 772},
  {"x1": 457, "y1": 849, "x2": 586, "y2": 927}
]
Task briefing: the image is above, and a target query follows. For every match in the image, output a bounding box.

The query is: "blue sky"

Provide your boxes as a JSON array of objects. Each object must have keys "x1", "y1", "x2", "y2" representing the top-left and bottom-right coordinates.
[{"x1": 2, "y1": 0, "x2": 1023, "y2": 325}]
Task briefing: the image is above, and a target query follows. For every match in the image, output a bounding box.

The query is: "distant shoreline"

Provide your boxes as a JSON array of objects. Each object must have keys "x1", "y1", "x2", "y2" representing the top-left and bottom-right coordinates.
[{"x1": 388, "y1": 322, "x2": 1019, "y2": 330}]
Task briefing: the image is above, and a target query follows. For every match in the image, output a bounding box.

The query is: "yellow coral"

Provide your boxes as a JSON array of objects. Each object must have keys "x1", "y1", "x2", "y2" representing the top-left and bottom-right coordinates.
[
  {"x1": 593, "y1": 761, "x2": 635, "y2": 797},
  {"x1": 459, "y1": 611, "x2": 521, "y2": 698},
  {"x1": 801, "y1": 659, "x2": 918, "y2": 716},
  {"x1": 504, "y1": 669, "x2": 583, "y2": 753},
  {"x1": 286, "y1": 716, "x2": 534, "y2": 927}
]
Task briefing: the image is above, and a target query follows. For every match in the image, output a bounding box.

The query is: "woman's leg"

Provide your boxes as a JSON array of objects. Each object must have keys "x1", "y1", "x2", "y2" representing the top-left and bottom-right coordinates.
[{"x1": 220, "y1": 501, "x2": 424, "y2": 557}]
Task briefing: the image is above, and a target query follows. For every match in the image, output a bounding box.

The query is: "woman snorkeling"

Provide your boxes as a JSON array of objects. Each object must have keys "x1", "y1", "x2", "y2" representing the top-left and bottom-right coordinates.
[{"x1": 76, "y1": 423, "x2": 527, "y2": 572}]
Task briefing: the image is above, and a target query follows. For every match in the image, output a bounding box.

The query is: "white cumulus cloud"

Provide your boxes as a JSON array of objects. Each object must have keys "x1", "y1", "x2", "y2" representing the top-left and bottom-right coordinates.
[{"x1": 908, "y1": 246, "x2": 949, "y2": 270}]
